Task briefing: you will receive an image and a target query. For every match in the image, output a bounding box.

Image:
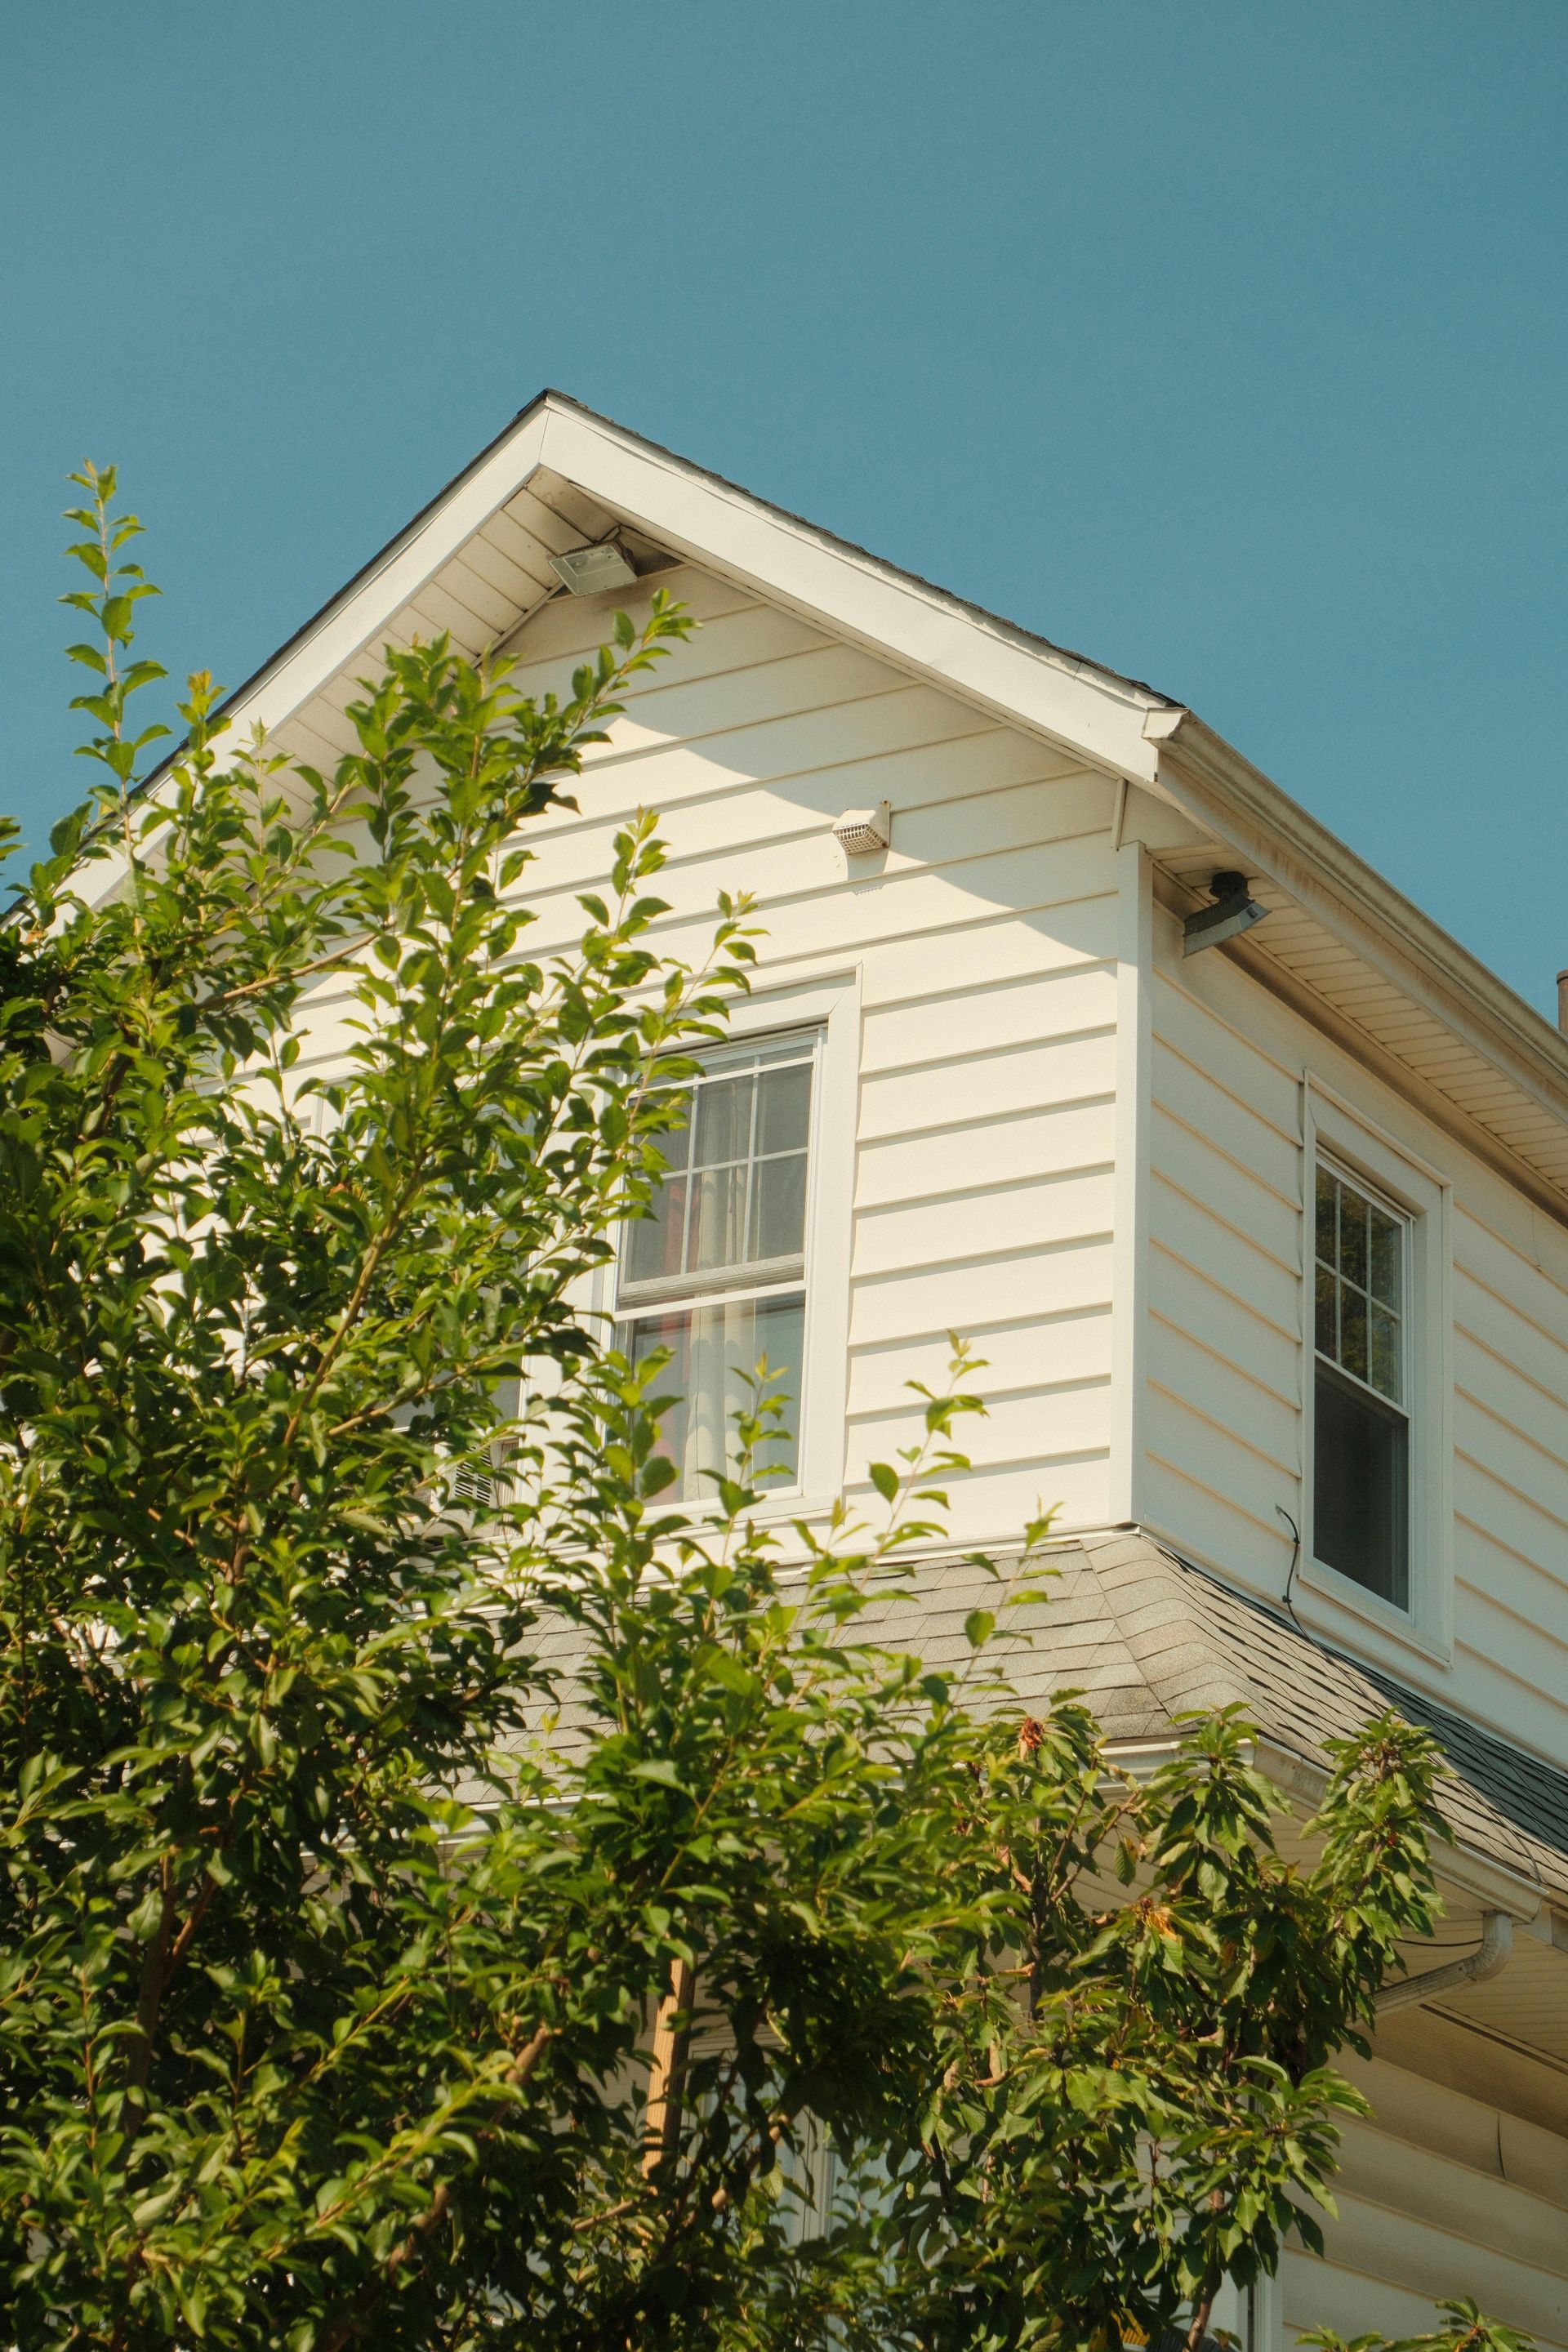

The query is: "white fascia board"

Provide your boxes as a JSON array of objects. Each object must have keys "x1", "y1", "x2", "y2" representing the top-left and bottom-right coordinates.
[
  {"x1": 533, "y1": 403, "x2": 1169, "y2": 786},
  {"x1": 219, "y1": 408, "x2": 554, "y2": 746}
]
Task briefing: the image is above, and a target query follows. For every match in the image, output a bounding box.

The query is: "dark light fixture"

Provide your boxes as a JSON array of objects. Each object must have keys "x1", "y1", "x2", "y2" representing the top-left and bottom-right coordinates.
[{"x1": 1182, "y1": 869, "x2": 1268, "y2": 957}]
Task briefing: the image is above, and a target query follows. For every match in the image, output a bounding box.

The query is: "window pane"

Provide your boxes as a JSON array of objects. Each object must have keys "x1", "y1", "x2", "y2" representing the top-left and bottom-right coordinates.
[
  {"x1": 688, "y1": 1160, "x2": 751, "y2": 1274},
  {"x1": 1369, "y1": 1303, "x2": 1401, "y2": 1404},
  {"x1": 1339, "y1": 1187, "x2": 1369, "y2": 1291},
  {"x1": 1369, "y1": 1208, "x2": 1401, "y2": 1308},
  {"x1": 693, "y1": 1071, "x2": 754, "y2": 1169},
  {"x1": 624, "y1": 1291, "x2": 804, "y2": 1498},
  {"x1": 756, "y1": 1060, "x2": 812, "y2": 1156},
  {"x1": 649, "y1": 1096, "x2": 693, "y2": 1176},
  {"x1": 1339, "y1": 1285, "x2": 1368, "y2": 1384},
  {"x1": 751, "y1": 1151, "x2": 808, "y2": 1263},
  {"x1": 624, "y1": 1174, "x2": 688, "y2": 1286},
  {"x1": 1316, "y1": 1166, "x2": 1339, "y2": 1271},
  {"x1": 1315, "y1": 1265, "x2": 1337, "y2": 1357},
  {"x1": 1314, "y1": 1362, "x2": 1409, "y2": 1608}
]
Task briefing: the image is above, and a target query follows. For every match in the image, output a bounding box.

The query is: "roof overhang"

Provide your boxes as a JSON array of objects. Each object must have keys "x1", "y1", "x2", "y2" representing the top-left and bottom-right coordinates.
[{"x1": 122, "y1": 388, "x2": 1568, "y2": 1220}]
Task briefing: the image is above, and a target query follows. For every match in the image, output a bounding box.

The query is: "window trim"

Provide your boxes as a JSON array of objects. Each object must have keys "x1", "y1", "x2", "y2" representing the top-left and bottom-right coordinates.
[
  {"x1": 1300, "y1": 1080, "x2": 1454, "y2": 1664},
  {"x1": 605, "y1": 970, "x2": 858, "y2": 1517}
]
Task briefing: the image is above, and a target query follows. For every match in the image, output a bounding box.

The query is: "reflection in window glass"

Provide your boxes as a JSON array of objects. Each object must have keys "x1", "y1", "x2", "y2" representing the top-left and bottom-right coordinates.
[{"x1": 625, "y1": 1294, "x2": 804, "y2": 1496}]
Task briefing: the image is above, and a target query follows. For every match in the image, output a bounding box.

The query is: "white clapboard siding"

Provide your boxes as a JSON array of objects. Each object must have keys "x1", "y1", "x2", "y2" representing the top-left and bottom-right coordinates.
[
  {"x1": 1285, "y1": 2119, "x2": 1568, "y2": 2349},
  {"x1": 491, "y1": 572, "x2": 1122, "y2": 1545},
  {"x1": 1143, "y1": 905, "x2": 1568, "y2": 1765},
  {"x1": 270, "y1": 538, "x2": 1568, "y2": 1768}
]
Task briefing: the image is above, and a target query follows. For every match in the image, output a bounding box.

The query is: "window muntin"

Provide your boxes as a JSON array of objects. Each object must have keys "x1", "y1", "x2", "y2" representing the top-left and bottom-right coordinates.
[
  {"x1": 1313, "y1": 1161, "x2": 1410, "y2": 1610},
  {"x1": 618, "y1": 1034, "x2": 817, "y2": 1497}
]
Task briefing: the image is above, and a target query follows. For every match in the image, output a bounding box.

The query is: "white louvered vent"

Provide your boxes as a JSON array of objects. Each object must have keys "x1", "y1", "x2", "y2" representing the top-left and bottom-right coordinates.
[{"x1": 832, "y1": 800, "x2": 892, "y2": 855}]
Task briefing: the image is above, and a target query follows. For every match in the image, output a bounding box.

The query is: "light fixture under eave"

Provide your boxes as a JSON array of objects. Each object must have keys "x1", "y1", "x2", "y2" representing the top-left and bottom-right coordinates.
[
  {"x1": 1182, "y1": 870, "x2": 1269, "y2": 956},
  {"x1": 548, "y1": 541, "x2": 639, "y2": 595}
]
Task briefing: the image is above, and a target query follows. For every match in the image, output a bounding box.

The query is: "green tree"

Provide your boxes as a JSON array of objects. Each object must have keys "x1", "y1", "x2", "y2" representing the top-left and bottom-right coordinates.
[{"x1": 0, "y1": 471, "x2": 1535, "y2": 2352}]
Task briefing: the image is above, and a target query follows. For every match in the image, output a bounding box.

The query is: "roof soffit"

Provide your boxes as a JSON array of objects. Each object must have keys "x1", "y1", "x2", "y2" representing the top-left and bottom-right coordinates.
[{"x1": 1144, "y1": 715, "x2": 1568, "y2": 1218}]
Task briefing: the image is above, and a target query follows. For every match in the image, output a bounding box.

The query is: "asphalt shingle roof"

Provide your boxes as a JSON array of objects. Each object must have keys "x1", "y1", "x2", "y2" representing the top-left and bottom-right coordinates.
[
  {"x1": 892, "y1": 1531, "x2": 1568, "y2": 1904},
  {"x1": 503, "y1": 1530, "x2": 1568, "y2": 1908}
]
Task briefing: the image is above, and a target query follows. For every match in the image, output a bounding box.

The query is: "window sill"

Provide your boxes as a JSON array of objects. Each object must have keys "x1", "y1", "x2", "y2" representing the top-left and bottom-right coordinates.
[{"x1": 1294, "y1": 1554, "x2": 1453, "y2": 1671}]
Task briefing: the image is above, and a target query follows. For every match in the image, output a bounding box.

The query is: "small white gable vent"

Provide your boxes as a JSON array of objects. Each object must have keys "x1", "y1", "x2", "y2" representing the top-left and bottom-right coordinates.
[{"x1": 832, "y1": 801, "x2": 892, "y2": 855}]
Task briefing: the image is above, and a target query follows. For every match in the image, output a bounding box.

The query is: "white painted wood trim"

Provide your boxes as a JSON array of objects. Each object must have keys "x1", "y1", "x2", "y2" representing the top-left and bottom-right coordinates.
[
  {"x1": 533, "y1": 404, "x2": 1167, "y2": 785},
  {"x1": 231, "y1": 410, "x2": 551, "y2": 744}
]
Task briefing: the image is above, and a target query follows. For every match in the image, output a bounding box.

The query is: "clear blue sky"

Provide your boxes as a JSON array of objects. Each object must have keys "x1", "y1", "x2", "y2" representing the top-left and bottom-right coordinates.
[{"x1": 3, "y1": 5, "x2": 1565, "y2": 1010}]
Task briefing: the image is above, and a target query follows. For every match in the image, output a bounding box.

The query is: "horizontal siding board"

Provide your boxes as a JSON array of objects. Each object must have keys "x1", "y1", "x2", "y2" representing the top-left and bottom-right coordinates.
[
  {"x1": 1141, "y1": 1451, "x2": 1295, "y2": 1576},
  {"x1": 863, "y1": 890, "x2": 1118, "y2": 1007},
  {"x1": 561, "y1": 682, "x2": 991, "y2": 813},
  {"x1": 1454, "y1": 1516, "x2": 1568, "y2": 1655},
  {"x1": 847, "y1": 1316, "x2": 1113, "y2": 1416},
  {"x1": 540, "y1": 715, "x2": 1012, "y2": 841},
  {"x1": 1454, "y1": 1384, "x2": 1568, "y2": 1531},
  {"x1": 547, "y1": 599, "x2": 836, "y2": 695},
  {"x1": 841, "y1": 1454, "x2": 1114, "y2": 1537},
  {"x1": 861, "y1": 1032, "x2": 1116, "y2": 1141},
  {"x1": 1150, "y1": 1103, "x2": 1301, "y2": 1271},
  {"x1": 1281, "y1": 2253, "x2": 1486, "y2": 2349},
  {"x1": 1456, "y1": 1209, "x2": 1568, "y2": 1334},
  {"x1": 855, "y1": 1102, "x2": 1117, "y2": 1207},
  {"x1": 1147, "y1": 1243, "x2": 1303, "y2": 1404},
  {"x1": 1146, "y1": 1314, "x2": 1300, "y2": 1474},
  {"x1": 507, "y1": 822, "x2": 1118, "y2": 962},
  {"x1": 851, "y1": 1170, "x2": 1115, "y2": 1279},
  {"x1": 582, "y1": 644, "x2": 909, "y2": 755},
  {"x1": 847, "y1": 1237, "x2": 1114, "y2": 1348},
  {"x1": 862, "y1": 965, "x2": 1117, "y2": 1076},
  {"x1": 846, "y1": 1382, "x2": 1111, "y2": 1471},
  {"x1": 1454, "y1": 1445, "x2": 1568, "y2": 1560},
  {"x1": 1145, "y1": 1382, "x2": 1300, "y2": 1516},
  {"x1": 1148, "y1": 1173, "x2": 1301, "y2": 1336},
  {"x1": 1151, "y1": 1036, "x2": 1302, "y2": 1201},
  {"x1": 1453, "y1": 1321, "x2": 1568, "y2": 1459},
  {"x1": 1152, "y1": 973, "x2": 1302, "y2": 1137},
  {"x1": 1450, "y1": 1579, "x2": 1568, "y2": 1724},
  {"x1": 1334, "y1": 2118, "x2": 1568, "y2": 2275},
  {"x1": 1294, "y1": 2190, "x2": 1568, "y2": 2347}
]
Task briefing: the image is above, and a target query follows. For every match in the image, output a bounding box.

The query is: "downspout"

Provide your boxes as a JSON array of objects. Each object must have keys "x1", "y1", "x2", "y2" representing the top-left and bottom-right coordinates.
[{"x1": 1374, "y1": 1909, "x2": 1512, "y2": 2014}]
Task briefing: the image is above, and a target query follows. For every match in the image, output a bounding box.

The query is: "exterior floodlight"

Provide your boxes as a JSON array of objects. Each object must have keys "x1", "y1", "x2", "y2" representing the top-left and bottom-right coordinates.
[
  {"x1": 1182, "y1": 870, "x2": 1268, "y2": 957},
  {"x1": 548, "y1": 541, "x2": 639, "y2": 595},
  {"x1": 832, "y1": 801, "x2": 893, "y2": 855}
]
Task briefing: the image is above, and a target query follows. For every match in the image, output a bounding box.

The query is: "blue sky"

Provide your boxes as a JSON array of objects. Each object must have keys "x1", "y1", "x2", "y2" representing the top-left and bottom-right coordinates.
[{"x1": 3, "y1": 4, "x2": 1565, "y2": 1010}]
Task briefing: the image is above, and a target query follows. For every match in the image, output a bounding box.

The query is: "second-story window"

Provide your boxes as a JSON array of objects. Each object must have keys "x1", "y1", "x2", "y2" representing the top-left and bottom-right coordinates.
[
  {"x1": 1313, "y1": 1160, "x2": 1410, "y2": 1610},
  {"x1": 617, "y1": 1032, "x2": 817, "y2": 1500}
]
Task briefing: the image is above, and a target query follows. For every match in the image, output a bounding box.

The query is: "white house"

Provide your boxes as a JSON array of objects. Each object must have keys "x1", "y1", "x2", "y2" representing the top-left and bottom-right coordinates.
[{"x1": 185, "y1": 393, "x2": 1568, "y2": 2347}]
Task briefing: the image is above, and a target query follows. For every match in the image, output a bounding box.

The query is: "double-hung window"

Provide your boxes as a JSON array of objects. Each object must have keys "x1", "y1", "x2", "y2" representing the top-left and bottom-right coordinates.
[
  {"x1": 1313, "y1": 1160, "x2": 1410, "y2": 1610},
  {"x1": 617, "y1": 1031, "x2": 818, "y2": 1499}
]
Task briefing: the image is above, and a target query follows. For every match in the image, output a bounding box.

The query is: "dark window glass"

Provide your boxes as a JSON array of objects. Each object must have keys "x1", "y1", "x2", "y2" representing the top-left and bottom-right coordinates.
[
  {"x1": 1314, "y1": 1363, "x2": 1409, "y2": 1608},
  {"x1": 1313, "y1": 1161, "x2": 1410, "y2": 1610}
]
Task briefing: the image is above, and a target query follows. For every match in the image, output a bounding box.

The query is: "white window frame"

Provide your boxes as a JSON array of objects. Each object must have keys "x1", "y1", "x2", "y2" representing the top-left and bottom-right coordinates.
[
  {"x1": 1301, "y1": 1080, "x2": 1453, "y2": 1663},
  {"x1": 604, "y1": 970, "x2": 858, "y2": 1519}
]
